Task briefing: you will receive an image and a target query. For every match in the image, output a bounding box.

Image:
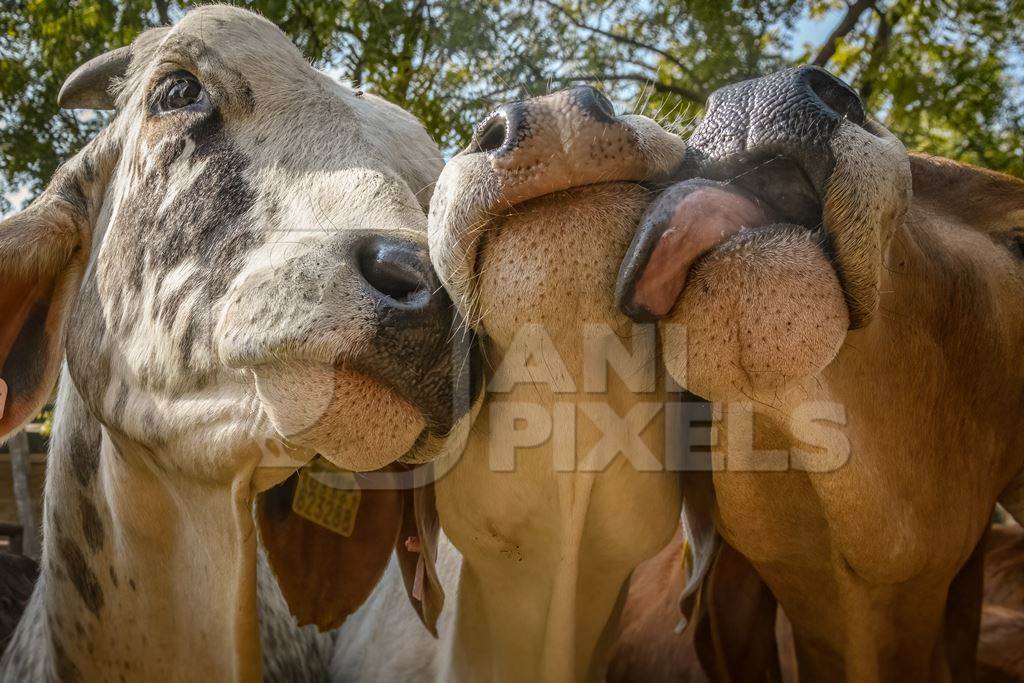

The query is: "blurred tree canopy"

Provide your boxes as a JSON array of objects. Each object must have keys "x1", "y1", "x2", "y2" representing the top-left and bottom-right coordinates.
[{"x1": 2, "y1": 0, "x2": 1022, "y2": 212}]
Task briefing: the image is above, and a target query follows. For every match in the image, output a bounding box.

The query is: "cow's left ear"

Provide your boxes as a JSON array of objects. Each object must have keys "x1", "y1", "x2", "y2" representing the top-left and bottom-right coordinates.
[
  {"x1": 0, "y1": 36, "x2": 139, "y2": 440},
  {"x1": 0, "y1": 173, "x2": 94, "y2": 440},
  {"x1": 256, "y1": 465, "x2": 445, "y2": 633},
  {"x1": 394, "y1": 470, "x2": 445, "y2": 634},
  {"x1": 678, "y1": 469, "x2": 720, "y2": 624}
]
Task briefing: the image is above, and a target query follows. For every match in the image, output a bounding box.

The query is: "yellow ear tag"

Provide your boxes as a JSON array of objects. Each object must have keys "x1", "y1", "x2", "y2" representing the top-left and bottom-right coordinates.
[{"x1": 291, "y1": 460, "x2": 362, "y2": 537}]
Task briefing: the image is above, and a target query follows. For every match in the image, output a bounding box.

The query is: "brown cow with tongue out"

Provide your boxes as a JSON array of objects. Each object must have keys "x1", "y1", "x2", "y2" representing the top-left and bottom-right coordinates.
[
  {"x1": 613, "y1": 66, "x2": 1024, "y2": 680},
  {"x1": 617, "y1": 174, "x2": 850, "y2": 402}
]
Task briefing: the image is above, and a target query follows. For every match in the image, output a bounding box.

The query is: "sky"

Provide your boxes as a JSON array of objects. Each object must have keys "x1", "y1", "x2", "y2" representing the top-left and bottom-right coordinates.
[{"x1": 789, "y1": 6, "x2": 840, "y2": 59}]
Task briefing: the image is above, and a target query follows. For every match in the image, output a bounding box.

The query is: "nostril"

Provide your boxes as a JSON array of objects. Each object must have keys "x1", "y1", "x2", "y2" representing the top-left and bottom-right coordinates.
[
  {"x1": 358, "y1": 241, "x2": 430, "y2": 304},
  {"x1": 802, "y1": 66, "x2": 866, "y2": 125},
  {"x1": 474, "y1": 113, "x2": 508, "y2": 153}
]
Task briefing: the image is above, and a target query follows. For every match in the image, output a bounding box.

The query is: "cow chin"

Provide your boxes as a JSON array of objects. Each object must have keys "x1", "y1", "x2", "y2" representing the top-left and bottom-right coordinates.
[
  {"x1": 253, "y1": 362, "x2": 425, "y2": 471},
  {"x1": 475, "y1": 182, "x2": 652, "y2": 347},
  {"x1": 669, "y1": 225, "x2": 849, "y2": 402},
  {"x1": 474, "y1": 180, "x2": 848, "y2": 403}
]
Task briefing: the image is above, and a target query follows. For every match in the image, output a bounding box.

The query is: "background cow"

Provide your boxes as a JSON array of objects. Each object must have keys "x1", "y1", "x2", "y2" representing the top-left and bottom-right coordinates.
[{"x1": 608, "y1": 522, "x2": 1024, "y2": 682}]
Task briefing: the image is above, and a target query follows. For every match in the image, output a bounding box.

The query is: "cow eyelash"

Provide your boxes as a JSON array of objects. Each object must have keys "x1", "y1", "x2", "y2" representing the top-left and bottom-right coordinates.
[{"x1": 151, "y1": 70, "x2": 212, "y2": 115}]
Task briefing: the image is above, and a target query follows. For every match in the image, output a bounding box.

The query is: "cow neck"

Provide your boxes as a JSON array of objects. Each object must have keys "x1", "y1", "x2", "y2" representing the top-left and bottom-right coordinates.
[
  {"x1": 1, "y1": 370, "x2": 262, "y2": 682},
  {"x1": 437, "y1": 325, "x2": 682, "y2": 683},
  {"x1": 712, "y1": 204, "x2": 1024, "y2": 681}
]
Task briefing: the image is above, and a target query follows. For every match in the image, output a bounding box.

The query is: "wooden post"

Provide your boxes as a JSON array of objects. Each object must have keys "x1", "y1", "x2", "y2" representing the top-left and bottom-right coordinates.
[{"x1": 9, "y1": 431, "x2": 39, "y2": 560}]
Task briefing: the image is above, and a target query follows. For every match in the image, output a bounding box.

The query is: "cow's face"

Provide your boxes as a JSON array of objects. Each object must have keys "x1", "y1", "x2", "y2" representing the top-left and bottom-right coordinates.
[
  {"x1": 617, "y1": 67, "x2": 910, "y2": 402},
  {"x1": 430, "y1": 87, "x2": 686, "y2": 352},
  {"x1": 431, "y1": 70, "x2": 910, "y2": 404},
  {"x1": 0, "y1": 6, "x2": 480, "y2": 480}
]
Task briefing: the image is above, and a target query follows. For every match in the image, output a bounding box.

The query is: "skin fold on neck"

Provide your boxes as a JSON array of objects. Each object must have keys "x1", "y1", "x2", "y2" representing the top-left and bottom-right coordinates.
[{"x1": 436, "y1": 327, "x2": 682, "y2": 683}]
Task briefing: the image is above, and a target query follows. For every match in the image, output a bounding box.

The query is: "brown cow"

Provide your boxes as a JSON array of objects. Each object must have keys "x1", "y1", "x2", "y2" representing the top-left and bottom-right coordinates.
[
  {"x1": 609, "y1": 67, "x2": 1024, "y2": 680},
  {"x1": 978, "y1": 525, "x2": 1024, "y2": 682}
]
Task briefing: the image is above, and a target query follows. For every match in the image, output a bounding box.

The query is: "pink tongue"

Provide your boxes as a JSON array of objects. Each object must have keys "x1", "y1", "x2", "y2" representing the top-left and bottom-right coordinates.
[{"x1": 632, "y1": 185, "x2": 766, "y2": 317}]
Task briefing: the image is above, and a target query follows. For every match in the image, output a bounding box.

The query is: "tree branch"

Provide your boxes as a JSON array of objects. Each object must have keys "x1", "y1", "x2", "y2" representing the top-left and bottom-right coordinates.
[
  {"x1": 858, "y1": 7, "x2": 900, "y2": 100},
  {"x1": 153, "y1": 0, "x2": 170, "y2": 25},
  {"x1": 543, "y1": 73, "x2": 706, "y2": 103},
  {"x1": 538, "y1": 0, "x2": 698, "y2": 82},
  {"x1": 469, "y1": 71, "x2": 706, "y2": 107},
  {"x1": 812, "y1": 0, "x2": 876, "y2": 67}
]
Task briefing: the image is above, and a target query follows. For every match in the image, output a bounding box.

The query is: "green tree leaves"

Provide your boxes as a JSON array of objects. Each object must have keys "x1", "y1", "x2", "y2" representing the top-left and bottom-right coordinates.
[
  {"x1": 1, "y1": 0, "x2": 160, "y2": 211},
  {"x1": 2, "y1": 0, "x2": 1022, "y2": 214}
]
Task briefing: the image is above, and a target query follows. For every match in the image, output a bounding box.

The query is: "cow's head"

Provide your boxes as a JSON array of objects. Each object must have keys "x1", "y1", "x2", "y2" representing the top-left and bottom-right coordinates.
[
  {"x1": 609, "y1": 68, "x2": 1024, "y2": 680},
  {"x1": 615, "y1": 66, "x2": 911, "y2": 402},
  {"x1": 1, "y1": 6, "x2": 479, "y2": 471},
  {"x1": 0, "y1": 6, "x2": 479, "y2": 629},
  {"x1": 430, "y1": 86, "x2": 686, "y2": 349},
  {"x1": 428, "y1": 87, "x2": 689, "y2": 678}
]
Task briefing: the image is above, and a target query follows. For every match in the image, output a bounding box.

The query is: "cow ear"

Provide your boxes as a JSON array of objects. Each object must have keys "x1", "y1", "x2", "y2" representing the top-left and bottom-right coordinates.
[
  {"x1": 394, "y1": 469, "x2": 445, "y2": 635},
  {"x1": 677, "y1": 470, "x2": 720, "y2": 625},
  {"x1": 256, "y1": 464, "x2": 445, "y2": 633},
  {"x1": 675, "y1": 470, "x2": 782, "y2": 680},
  {"x1": 256, "y1": 469, "x2": 403, "y2": 631},
  {"x1": 0, "y1": 174, "x2": 94, "y2": 440},
  {"x1": 690, "y1": 541, "x2": 782, "y2": 682},
  {"x1": 3, "y1": 29, "x2": 162, "y2": 435}
]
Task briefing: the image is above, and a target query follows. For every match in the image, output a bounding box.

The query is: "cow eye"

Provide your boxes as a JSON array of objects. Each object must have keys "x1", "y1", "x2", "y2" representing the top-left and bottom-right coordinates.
[{"x1": 156, "y1": 71, "x2": 207, "y2": 112}]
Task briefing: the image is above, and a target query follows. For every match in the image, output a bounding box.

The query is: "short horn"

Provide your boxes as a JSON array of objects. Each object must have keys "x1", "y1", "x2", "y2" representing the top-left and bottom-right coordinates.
[
  {"x1": 58, "y1": 46, "x2": 133, "y2": 110},
  {"x1": 58, "y1": 27, "x2": 169, "y2": 110}
]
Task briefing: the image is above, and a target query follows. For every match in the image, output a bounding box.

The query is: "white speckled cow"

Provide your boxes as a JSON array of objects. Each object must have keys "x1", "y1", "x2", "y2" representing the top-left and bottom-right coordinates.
[{"x1": 0, "y1": 6, "x2": 478, "y2": 681}]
